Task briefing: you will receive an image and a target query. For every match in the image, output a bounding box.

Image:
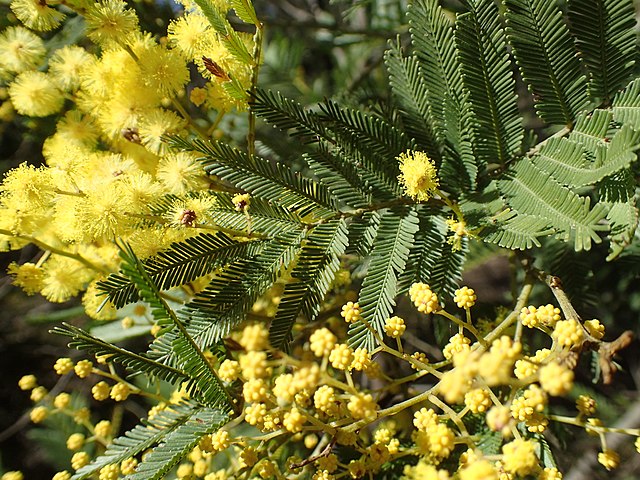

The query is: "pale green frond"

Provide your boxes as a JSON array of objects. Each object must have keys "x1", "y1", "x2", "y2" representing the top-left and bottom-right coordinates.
[
  {"x1": 481, "y1": 210, "x2": 555, "y2": 250},
  {"x1": 348, "y1": 206, "x2": 419, "y2": 350},
  {"x1": 504, "y1": 0, "x2": 590, "y2": 125},
  {"x1": 568, "y1": 0, "x2": 637, "y2": 104},
  {"x1": 568, "y1": 109, "x2": 613, "y2": 153},
  {"x1": 71, "y1": 402, "x2": 199, "y2": 480},
  {"x1": 52, "y1": 323, "x2": 188, "y2": 384},
  {"x1": 606, "y1": 200, "x2": 639, "y2": 260},
  {"x1": 612, "y1": 78, "x2": 640, "y2": 129},
  {"x1": 231, "y1": 0, "x2": 259, "y2": 24},
  {"x1": 497, "y1": 160, "x2": 609, "y2": 251},
  {"x1": 126, "y1": 407, "x2": 229, "y2": 480},
  {"x1": 192, "y1": 0, "x2": 252, "y2": 64},
  {"x1": 455, "y1": 0, "x2": 524, "y2": 165}
]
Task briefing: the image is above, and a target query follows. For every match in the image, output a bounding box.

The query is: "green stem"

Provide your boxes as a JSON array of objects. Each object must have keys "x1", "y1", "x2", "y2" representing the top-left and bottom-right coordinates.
[
  {"x1": 0, "y1": 229, "x2": 108, "y2": 273},
  {"x1": 247, "y1": 22, "x2": 264, "y2": 156}
]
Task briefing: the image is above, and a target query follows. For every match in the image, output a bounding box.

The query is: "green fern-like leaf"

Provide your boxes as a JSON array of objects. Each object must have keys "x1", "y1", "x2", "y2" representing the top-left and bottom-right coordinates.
[
  {"x1": 568, "y1": 0, "x2": 637, "y2": 104},
  {"x1": 348, "y1": 206, "x2": 419, "y2": 349},
  {"x1": 209, "y1": 193, "x2": 304, "y2": 236},
  {"x1": 186, "y1": 139, "x2": 338, "y2": 218},
  {"x1": 568, "y1": 109, "x2": 613, "y2": 153},
  {"x1": 384, "y1": 40, "x2": 439, "y2": 159},
  {"x1": 117, "y1": 243, "x2": 233, "y2": 410},
  {"x1": 504, "y1": 0, "x2": 589, "y2": 125},
  {"x1": 192, "y1": 0, "x2": 252, "y2": 64},
  {"x1": 231, "y1": 0, "x2": 259, "y2": 24},
  {"x1": 71, "y1": 402, "x2": 200, "y2": 480},
  {"x1": 605, "y1": 200, "x2": 639, "y2": 260},
  {"x1": 481, "y1": 211, "x2": 554, "y2": 250},
  {"x1": 455, "y1": 0, "x2": 524, "y2": 165},
  {"x1": 176, "y1": 230, "x2": 305, "y2": 352},
  {"x1": 497, "y1": 160, "x2": 609, "y2": 251},
  {"x1": 98, "y1": 232, "x2": 266, "y2": 308},
  {"x1": 345, "y1": 211, "x2": 381, "y2": 257},
  {"x1": 407, "y1": 0, "x2": 463, "y2": 142},
  {"x1": 302, "y1": 146, "x2": 372, "y2": 209},
  {"x1": 612, "y1": 78, "x2": 640, "y2": 129},
  {"x1": 52, "y1": 323, "x2": 188, "y2": 384},
  {"x1": 250, "y1": 88, "x2": 330, "y2": 144},
  {"x1": 269, "y1": 219, "x2": 349, "y2": 351},
  {"x1": 126, "y1": 407, "x2": 229, "y2": 480}
]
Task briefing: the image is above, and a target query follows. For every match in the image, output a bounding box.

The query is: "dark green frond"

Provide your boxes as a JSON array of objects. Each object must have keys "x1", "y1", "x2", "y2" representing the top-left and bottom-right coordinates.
[
  {"x1": 497, "y1": 160, "x2": 609, "y2": 251},
  {"x1": 98, "y1": 233, "x2": 266, "y2": 308},
  {"x1": 209, "y1": 194, "x2": 305, "y2": 236},
  {"x1": 455, "y1": 0, "x2": 524, "y2": 165},
  {"x1": 71, "y1": 402, "x2": 199, "y2": 480},
  {"x1": 397, "y1": 210, "x2": 448, "y2": 292},
  {"x1": 116, "y1": 243, "x2": 233, "y2": 410},
  {"x1": 598, "y1": 168, "x2": 636, "y2": 203},
  {"x1": 345, "y1": 211, "x2": 381, "y2": 257},
  {"x1": 348, "y1": 206, "x2": 419, "y2": 350},
  {"x1": 52, "y1": 323, "x2": 188, "y2": 384},
  {"x1": 269, "y1": 219, "x2": 349, "y2": 351},
  {"x1": 177, "y1": 230, "x2": 305, "y2": 351},
  {"x1": 319, "y1": 100, "x2": 412, "y2": 195},
  {"x1": 250, "y1": 88, "x2": 330, "y2": 144},
  {"x1": 180, "y1": 138, "x2": 339, "y2": 218},
  {"x1": 407, "y1": 0, "x2": 463, "y2": 141},
  {"x1": 504, "y1": 0, "x2": 589, "y2": 125},
  {"x1": 422, "y1": 226, "x2": 467, "y2": 299},
  {"x1": 126, "y1": 407, "x2": 229, "y2": 480},
  {"x1": 568, "y1": 0, "x2": 637, "y2": 104},
  {"x1": 440, "y1": 94, "x2": 479, "y2": 192},
  {"x1": 384, "y1": 40, "x2": 440, "y2": 159},
  {"x1": 303, "y1": 147, "x2": 372, "y2": 209}
]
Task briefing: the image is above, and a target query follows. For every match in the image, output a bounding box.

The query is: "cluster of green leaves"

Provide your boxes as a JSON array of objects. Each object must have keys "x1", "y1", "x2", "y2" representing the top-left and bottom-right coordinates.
[{"x1": 55, "y1": 0, "x2": 640, "y2": 478}]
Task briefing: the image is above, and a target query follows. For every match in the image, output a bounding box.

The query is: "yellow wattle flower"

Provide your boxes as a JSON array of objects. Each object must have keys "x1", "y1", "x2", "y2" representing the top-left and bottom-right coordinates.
[{"x1": 397, "y1": 150, "x2": 439, "y2": 201}]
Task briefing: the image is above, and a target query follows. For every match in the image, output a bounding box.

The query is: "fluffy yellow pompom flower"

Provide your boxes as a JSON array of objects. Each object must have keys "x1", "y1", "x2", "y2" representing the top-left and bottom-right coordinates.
[
  {"x1": 598, "y1": 449, "x2": 620, "y2": 470},
  {"x1": 85, "y1": 0, "x2": 139, "y2": 46},
  {"x1": 0, "y1": 26, "x2": 45, "y2": 73},
  {"x1": 10, "y1": 0, "x2": 65, "y2": 31},
  {"x1": 49, "y1": 46, "x2": 94, "y2": 91},
  {"x1": 397, "y1": 150, "x2": 439, "y2": 201},
  {"x1": 9, "y1": 71, "x2": 64, "y2": 117},
  {"x1": 502, "y1": 438, "x2": 538, "y2": 476}
]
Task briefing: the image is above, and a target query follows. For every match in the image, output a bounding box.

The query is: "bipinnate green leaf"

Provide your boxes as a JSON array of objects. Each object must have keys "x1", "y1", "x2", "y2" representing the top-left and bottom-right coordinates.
[
  {"x1": 71, "y1": 402, "x2": 202, "y2": 480},
  {"x1": 269, "y1": 219, "x2": 349, "y2": 351},
  {"x1": 568, "y1": 0, "x2": 637, "y2": 104},
  {"x1": 455, "y1": 0, "x2": 524, "y2": 165},
  {"x1": 349, "y1": 206, "x2": 419, "y2": 350},
  {"x1": 504, "y1": 0, "x2": 589, "y2": 125}
]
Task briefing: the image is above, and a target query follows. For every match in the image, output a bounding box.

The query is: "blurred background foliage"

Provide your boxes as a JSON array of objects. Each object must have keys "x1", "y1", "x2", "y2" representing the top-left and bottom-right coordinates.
[{"x1": 1, "y1": 0, "x2": 640, "y2": 478}]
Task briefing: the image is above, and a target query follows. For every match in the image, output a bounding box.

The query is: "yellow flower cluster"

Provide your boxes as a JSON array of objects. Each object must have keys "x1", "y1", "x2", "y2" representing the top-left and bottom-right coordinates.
[{"x1": 0, "y1": 0, "x2": 258, "y2": 319}]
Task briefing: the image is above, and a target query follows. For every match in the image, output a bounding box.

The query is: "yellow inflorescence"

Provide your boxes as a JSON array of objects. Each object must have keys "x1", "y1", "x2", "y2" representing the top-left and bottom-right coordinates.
[{"x1": 397, "y1": 150, "x2": 439, "y2": 201}]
